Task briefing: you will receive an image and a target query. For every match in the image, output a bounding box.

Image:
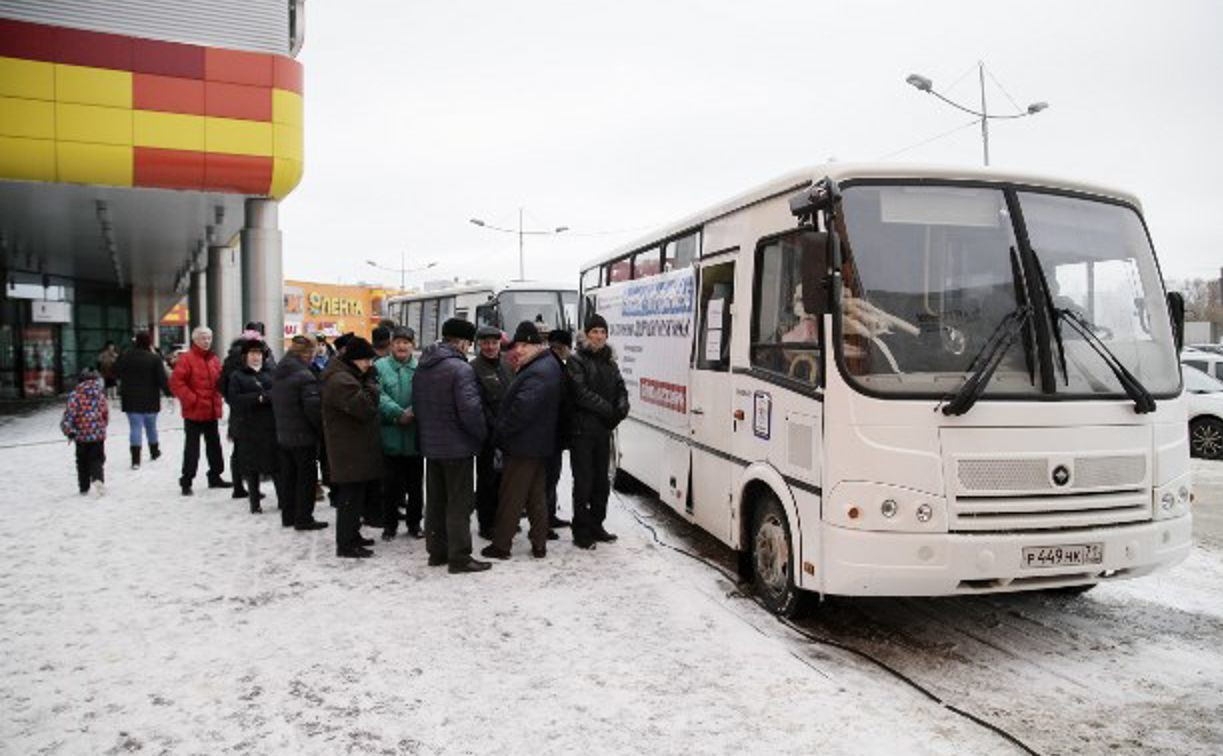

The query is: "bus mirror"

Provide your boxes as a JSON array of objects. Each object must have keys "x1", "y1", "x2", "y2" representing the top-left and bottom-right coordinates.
[
  {"x1": 476, "y1": 303, "x2": 499, "y2": 329},
  {"x1": 801, "y1": 231, "x2": 829, "y2": 316},
  {"x1": 1167, "y1": 291, "x2": 1185, "y2": 351}
]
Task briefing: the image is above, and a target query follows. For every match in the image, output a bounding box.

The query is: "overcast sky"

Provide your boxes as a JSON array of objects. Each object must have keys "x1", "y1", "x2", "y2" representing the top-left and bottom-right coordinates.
[{"x1": 280, "y1": 0, "x2": 1223, "y2": 289}]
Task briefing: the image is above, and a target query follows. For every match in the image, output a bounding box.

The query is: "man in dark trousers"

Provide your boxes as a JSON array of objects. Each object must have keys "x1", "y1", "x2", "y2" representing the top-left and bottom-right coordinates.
[
  {"x1": 271, "y1": 335, "x2": 328, "y2": 531},
  {"x1": 545, "y1": 328, "x2": 573, "y2": 535},
  {"x1": 567, "y1": 314, "x2": 630, "y2": 549},
  {"x1": 481, "y1": 321, "x2": 563, "y2": 560},
  {"x1": 414, "y1": 318, "x2": 491, "y2": 574},
  {"x1": 170, "y1": 326, "x2": 231, "y2": 496},
  {"x1": 321, "y1": 337, "x2": 382, "y2": 558},
  {"x1": 471, "y1": 324, "x2": 514, "y2": 540}
]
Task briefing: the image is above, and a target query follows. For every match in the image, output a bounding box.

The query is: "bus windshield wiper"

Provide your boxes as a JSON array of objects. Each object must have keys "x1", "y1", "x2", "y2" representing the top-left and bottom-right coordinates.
[
  {"x1": 1055, "y1": 309, "x2": 1157, "y2": 414},
  {"x1": 941, "y1": 306, "x2": 1033, "y2": 416}
]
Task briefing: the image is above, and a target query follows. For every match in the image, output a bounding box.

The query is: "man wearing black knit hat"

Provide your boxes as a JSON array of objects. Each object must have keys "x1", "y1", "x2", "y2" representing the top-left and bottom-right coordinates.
[
  {"x1": 321, "y1": 336, "x2": 382, "y2": 558},
  {"x1": 567, "y1": 314, "x2": 629, "y2": 548},
  {"x1": 414, "y1": 318, "x2": 491, "y2": 573}
]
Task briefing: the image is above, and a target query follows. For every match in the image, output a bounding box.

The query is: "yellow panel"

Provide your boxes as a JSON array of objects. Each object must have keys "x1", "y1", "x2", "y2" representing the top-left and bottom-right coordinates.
[
  {"x1": 205, "y1": 116, "x2": 272, "y2": 156},
  {"x1": 272, "y1": 89, "x2": 303, "y2": 126},
  {"x1": 55, "y1": 64, "x2": 132, "y2": 108},
  {"x1": 0, "y1": 57, "x2": 55, "y2": 100},
  {"x1": 0, "y1": 136, "x2": 56, "y2": 182},
  {"x1": 57, "y1": 142, "x2": 133, "y2": 187},
  {"x1": 56, "y1": 103, "x2": 132, "y2": 146},
  {"x1": 0, "y1": 96, "x2": 54, "y2": 139},
  {"x1": 133, "y1": 110, "x2": 206, "y2": 151},
  {"x1": 273, "y1": 122, "x2": 303, "y2": 161},
  {"x1": 270, "y1": 157, "x2": 303, "y2": 199}
]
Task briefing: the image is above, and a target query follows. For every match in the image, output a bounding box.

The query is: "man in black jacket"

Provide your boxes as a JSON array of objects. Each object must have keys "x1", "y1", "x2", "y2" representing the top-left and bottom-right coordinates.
[
  {"x1": 545, "y1": 329, "x2": 574, "y2": 533},
  {"x1": 414, "y1": 318, "x2": 491, "y2": 574},
  {"x1": 568, "y1": 314, "x2": 630, "y2": 548},
  {"x1": 271, "y1": 335, "x2": 328, "y2": 531},
  {"x1": 471, "y1": 324, "x2": 513, "y2": 539},
  {"x1": 115, "y1": 331, "x2": 171, "y2": 469},
  {"x1": 321, "y1": 337, "x2": 382, "y2": 558},
  {"x1": 481, "y1": 322, "x2": 563, "y2": 560}
]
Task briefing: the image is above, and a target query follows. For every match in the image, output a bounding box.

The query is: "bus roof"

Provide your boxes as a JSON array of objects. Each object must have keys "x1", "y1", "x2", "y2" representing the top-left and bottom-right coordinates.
[
  {"x1": 579, "y1": 163, "x2": 1144, "y2": 271},
  {"x1": 386, "y1": 280, "x2": 575, "y2": 305}
]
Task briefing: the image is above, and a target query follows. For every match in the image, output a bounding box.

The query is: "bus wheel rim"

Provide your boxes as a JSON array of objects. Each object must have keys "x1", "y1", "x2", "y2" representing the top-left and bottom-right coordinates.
[
  {"x1": 1193, "y1": 424, "x2": 1222, "y2": 457},
  {"x1": 754, "y1": 514, "x2": 789, "y2": 595}
]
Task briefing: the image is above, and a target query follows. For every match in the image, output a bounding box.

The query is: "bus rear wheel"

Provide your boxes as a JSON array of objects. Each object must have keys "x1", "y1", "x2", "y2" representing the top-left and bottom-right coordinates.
[{"x1": 751, "y1": 495, "x2": 810, "y2": 618}]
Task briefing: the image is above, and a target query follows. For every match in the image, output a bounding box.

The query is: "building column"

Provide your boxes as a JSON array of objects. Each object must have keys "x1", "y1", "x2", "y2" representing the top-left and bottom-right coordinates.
[
  {"x1": 207, "y1": 244, "x2": 242, "y2": 355},
  {"x1": 189, "y1": 269, "x2": 208, "y2": 336},
  {"x1": 241, "y1": 199, "x2": 283, "y2": 356}
]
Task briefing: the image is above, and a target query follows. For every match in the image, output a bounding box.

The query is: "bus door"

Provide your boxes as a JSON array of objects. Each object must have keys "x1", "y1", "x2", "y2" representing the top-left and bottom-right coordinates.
[{"x1": 688, "y1": 254, "x2": 737, "y2": 540}]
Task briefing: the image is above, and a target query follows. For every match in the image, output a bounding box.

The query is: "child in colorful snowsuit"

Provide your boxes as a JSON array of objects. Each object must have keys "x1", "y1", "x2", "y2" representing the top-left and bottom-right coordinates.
[{"x1": 61, "y1": 368, "x2": 109, "y2": 495}]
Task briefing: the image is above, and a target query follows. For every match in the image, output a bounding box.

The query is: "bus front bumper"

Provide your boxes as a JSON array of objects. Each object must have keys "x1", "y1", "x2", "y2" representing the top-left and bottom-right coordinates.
[{"x1": 815, "y1": 515, "x2": 1193, "y2": 597}]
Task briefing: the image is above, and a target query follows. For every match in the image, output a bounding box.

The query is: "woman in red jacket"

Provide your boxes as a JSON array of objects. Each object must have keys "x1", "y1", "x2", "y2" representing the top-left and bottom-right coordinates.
[{"x1": 170, "y1": 326, "x2": 232, "y2": 496}]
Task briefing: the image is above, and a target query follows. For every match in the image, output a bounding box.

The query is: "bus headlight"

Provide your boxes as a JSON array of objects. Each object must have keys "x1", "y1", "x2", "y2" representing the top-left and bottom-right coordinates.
[
  {"x1": 827, "y1": 483, "x2": 945, "y2": 532},
  {"x1": 915, "y1": 503, "x2": 933, "y2": 523},
  {"x1": 880, "y1": 499, "x2": 898, "y2": 518},
  {"x1": 1153, "y1": 476, "x2": 1192, "y2": 520},
  {"x1": 1160, "y1": 492, "x2": 1175, "y2": 512}
]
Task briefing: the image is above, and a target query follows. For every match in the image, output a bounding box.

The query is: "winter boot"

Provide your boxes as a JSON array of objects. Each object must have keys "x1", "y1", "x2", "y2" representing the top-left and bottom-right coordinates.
[
  {"x1": 130, "y1": 446, "x2": 141, "y2": 470},
  {"x1": 149, "y1": 443, "x2": 161, "y2": 461},
  {"x1": 248, "y1": 477, "x2": 262, "y2": 514}
]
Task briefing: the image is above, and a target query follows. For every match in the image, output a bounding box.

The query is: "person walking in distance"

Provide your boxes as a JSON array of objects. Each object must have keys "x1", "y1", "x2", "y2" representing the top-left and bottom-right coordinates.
[
  {"x1": 470, "y1": 325, "x2": 514, "y2": 540},
  {"x1": 481, "y1": 321, "x2": 563, "y2": 561},
  {"x1": 97, "y1": 341, "x2": 119, "y2": 399},
  {"x1": 170, "y1": 326, "x2": 231, "y2": 496},
  {"x1": 114, "y1": 331, "x2": 170, "y2": 469},
  {"x1": 376, "y1": 327, "x2": 424, "y2": 541},
  {"x1": 545, "y1": 329, "x2": 574, "y2": 535},
  {"x1": 567, "y1": 314, "x2": 629, "y2": 549},
  {"x1": 414, "y1": 318, "x2": 491, "y2": 574},
  {"x1": 271, "y1": 336, "x2": 329, "y2": 531},
  {"x1": 61, "y1": 367, "x2": 109, "y2": 495},
  {"x1": 226, "y1": 339, "x2": 284, "y2": 514},
  {"x1": 321, "y1": 337, "x2": 382, "y2": 558}
]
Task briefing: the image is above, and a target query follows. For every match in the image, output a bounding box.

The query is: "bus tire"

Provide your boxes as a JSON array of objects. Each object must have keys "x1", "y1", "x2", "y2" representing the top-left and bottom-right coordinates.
[
  {"x1": 751, "y1": 494, "x2": 810, "y2": 618},
  {"x1": 1190, "y1": 417, "x2": 1223, "y2": 459}
]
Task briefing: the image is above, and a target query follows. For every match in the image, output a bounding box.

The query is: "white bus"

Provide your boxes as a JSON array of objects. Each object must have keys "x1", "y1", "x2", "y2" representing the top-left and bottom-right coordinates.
[
  {"x1": 386, "y1": 281, "x2": 579, "y2": 342},
  {"x1": 580, "y1": 163, "x2": 1192, "y2": 615}
]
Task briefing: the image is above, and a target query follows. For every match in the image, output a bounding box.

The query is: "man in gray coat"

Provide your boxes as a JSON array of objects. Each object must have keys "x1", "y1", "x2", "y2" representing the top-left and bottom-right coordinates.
[{"x1": 413, "y1": 318, "x2": 491, "y2": 574}]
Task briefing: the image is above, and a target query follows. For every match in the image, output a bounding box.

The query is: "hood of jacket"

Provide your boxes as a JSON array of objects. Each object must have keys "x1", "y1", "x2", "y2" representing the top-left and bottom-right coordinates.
[{"x1": 418, "y1": 342, "x2": 466, "y2": 371}]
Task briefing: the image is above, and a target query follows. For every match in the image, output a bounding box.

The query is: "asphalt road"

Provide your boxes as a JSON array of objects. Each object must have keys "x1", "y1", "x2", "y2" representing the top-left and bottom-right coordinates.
[{"x1": 620, "y1": 460, "x2": 1223, "y2": 756}]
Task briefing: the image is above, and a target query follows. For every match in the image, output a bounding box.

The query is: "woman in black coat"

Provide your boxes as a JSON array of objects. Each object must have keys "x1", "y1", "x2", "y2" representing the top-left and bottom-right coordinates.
[
  {"x1": 115, "y1": 331, "x2": 171, "y2": 469},
  {"x1": 227, "y1": 340, "x2": 282, "y2": 513}
]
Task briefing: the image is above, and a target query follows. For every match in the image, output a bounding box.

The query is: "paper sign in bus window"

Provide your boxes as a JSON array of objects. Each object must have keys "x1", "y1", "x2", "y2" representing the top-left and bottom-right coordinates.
[{"x1": 753, "y1": 391, "x2": 771, "y2": 440}]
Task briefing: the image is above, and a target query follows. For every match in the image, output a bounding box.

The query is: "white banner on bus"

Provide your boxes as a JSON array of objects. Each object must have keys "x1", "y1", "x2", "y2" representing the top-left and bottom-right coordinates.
[{"x1": 596, "y1": 267, "x2": 695, "y2": 433}]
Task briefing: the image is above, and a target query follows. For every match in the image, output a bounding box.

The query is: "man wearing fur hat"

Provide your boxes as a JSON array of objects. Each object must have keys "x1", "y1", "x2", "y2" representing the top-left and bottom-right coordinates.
[
  {"x1": 470, "y1": 324, "x2": 513, "y2": 539},
  {"x1": 567, "y1": 314, "x2": 629, "y2": 548},
  {"x1": 321, "y1": 336, "x2": 382, "y2": 558}
]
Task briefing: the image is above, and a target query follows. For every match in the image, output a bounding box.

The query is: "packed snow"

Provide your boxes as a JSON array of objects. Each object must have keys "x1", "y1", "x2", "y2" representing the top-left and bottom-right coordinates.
[{"x1": 1, "y1": 405, "x2": 1221, "y2": 755}]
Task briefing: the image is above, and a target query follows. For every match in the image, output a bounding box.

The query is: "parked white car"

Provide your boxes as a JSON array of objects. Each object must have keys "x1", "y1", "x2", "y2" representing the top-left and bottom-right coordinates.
[
  {"x1": 1184, "y1": 364, "x2": 1223, "y2": 459},
  {"x1": 1182, "y1": 347, "x2": 1223, "y2": 382}
]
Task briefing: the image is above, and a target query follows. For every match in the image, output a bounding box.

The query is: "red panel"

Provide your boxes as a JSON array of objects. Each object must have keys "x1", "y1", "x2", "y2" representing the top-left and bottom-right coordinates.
[
  {"x1": 55, "y1": 26, "x2": 132, "y2": 70},
  {"x1": 133, "y1": 73, "x2": 206, "y2": 115},
  {"x1": 205, "y1": 153, "x2": 272, "y2": 195},
  {"x1": 273, "y1": 57, "x2": 304, "y2": 94},
  {"x1": 205, "y1": 81, "x2": 272, "y2": 121},
  {"x1": 133, "y1": 38, "x2": 205, "y2": 79},
  {"x1": 134, "y1": 147, "x2": 206, "y2": 190},
  {"x1": 205, "y1": 47, "x2": 273, "y2": 87},
  {"x1": 0, "y1": 18, "x2": 58, "y2": 62}
]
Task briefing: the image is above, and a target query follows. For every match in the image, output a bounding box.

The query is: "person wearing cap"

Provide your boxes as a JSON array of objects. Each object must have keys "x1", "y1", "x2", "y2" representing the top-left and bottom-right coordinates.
[
  {"x1": 321, "y1": 336, "x2": 383, "y2": 558},
  {"x1": 219, "y1": 324, "x2": 276, "y2": 500},
  {"x1": 470, "y1": 324, "x2": 514, "y2": 539},
  {"x1": 376, "y1": 326, "x2": 423, "y2": 540},
  {"x1": 545, "y1": 329, "x2": 575, "y2": 533},
  {"x1": 414, "y1": 318, "x2": 491, "y2": 574},
  {"x1": 567, "y1": 314, "x2": 630, "y2": 548},
  {"x1": 226, "y1": 339, "x2": 282, "y2": 514},
  {"x1": 271, "y1": 335, "x2": 328, "y2": 531},
  {"x1": 481, "y1": 321, "x2": 564, "y2": 560},
  {"x1": 371, "y1": 325, "x2": 392, "y2": 361}
]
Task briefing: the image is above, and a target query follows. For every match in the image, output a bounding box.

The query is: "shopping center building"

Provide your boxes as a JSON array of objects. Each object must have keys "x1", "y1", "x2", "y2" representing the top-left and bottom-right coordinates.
[{"x1": 0, "y1": 1, "x2": 305, "y2": 398}]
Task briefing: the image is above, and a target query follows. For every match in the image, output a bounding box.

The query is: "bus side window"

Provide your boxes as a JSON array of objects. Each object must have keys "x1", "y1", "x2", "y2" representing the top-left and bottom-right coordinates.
[
  {"x1": 696, "y1": 260, "x2": 735, "y2": 372},
  {"x1": 632, "y1": 247, "x2": 662, "y2": 279},
  {"x1": 751, "y1": 232, "x2": 825, "y2": 384},
  {"x1": 665, "y1": 232, "x2": 699, "y2": 272},
  {"x1": 608, "y1": 258, "x2": 631, "y2": 283}
]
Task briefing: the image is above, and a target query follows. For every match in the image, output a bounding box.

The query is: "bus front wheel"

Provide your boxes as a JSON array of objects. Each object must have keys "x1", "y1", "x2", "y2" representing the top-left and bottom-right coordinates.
[{"x1": 751, "y1": 495, "x2": 810, "y2": 618}]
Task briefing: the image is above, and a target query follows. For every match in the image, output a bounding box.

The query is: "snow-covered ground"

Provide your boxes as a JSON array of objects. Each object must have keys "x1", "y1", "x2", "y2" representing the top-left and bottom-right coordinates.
[{"x1": 1, "y1": 405, "x2": 1221, "y2": 755}]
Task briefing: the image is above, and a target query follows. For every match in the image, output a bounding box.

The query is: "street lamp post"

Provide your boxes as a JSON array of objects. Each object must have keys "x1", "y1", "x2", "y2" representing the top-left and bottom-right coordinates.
[
  {"x1": 905, "y1": 61, "x2": 1048, "y2": 166},
  {"x1": 470, "y1": 208, "x2": 568, "y2": 281},
  {"x1": 365, "y1": 255, "x2": 437, "y2": 291}
]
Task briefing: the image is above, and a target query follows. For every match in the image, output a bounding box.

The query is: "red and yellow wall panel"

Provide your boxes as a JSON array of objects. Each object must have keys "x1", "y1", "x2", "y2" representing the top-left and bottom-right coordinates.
[{"x1": 0, "y1": 18, "x2": 303, "y2": 199}]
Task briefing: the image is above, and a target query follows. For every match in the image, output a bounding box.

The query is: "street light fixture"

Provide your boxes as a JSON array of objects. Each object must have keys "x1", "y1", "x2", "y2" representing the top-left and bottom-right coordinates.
[
  {"x1": 905, "y1": 61, "x2": 1048, "y2": 166},
  {"x1": 365, "y1": 254, "x2": 437, "y2": 291},
  {"x1": 469, "y1": 208, "x2": 568, "y2": 281}
]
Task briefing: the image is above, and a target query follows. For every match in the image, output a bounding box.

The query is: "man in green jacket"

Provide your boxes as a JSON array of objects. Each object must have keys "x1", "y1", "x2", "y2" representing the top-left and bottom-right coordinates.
[{"x1": 377, "y1": 327, "x2": 423, "y2": 541}]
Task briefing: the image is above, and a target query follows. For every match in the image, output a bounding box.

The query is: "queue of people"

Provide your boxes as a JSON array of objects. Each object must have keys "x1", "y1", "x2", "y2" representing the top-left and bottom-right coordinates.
[{"x1": 63, "y1": 313, "x2": 629, "y2": 575}]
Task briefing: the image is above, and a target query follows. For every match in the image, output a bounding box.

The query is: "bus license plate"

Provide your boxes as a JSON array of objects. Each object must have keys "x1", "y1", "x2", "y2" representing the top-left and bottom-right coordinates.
[{"x1": 1021, "y1": 543, "x2": 1103, "y2": 569}]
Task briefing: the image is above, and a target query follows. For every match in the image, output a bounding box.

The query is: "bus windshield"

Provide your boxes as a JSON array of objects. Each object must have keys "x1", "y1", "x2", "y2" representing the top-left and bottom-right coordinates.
[
  {"x1": 498, "y1": 290, "x2": 569, "y2": 332},
  {"x1": 837, "y1": 184, "x2": 1178, "y2": 398}
]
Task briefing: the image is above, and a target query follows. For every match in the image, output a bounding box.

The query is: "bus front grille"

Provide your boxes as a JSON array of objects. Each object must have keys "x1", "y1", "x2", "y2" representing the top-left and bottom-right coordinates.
[{"x1": 950, "y1": 490, "x2": 1151, "y2": 532}]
